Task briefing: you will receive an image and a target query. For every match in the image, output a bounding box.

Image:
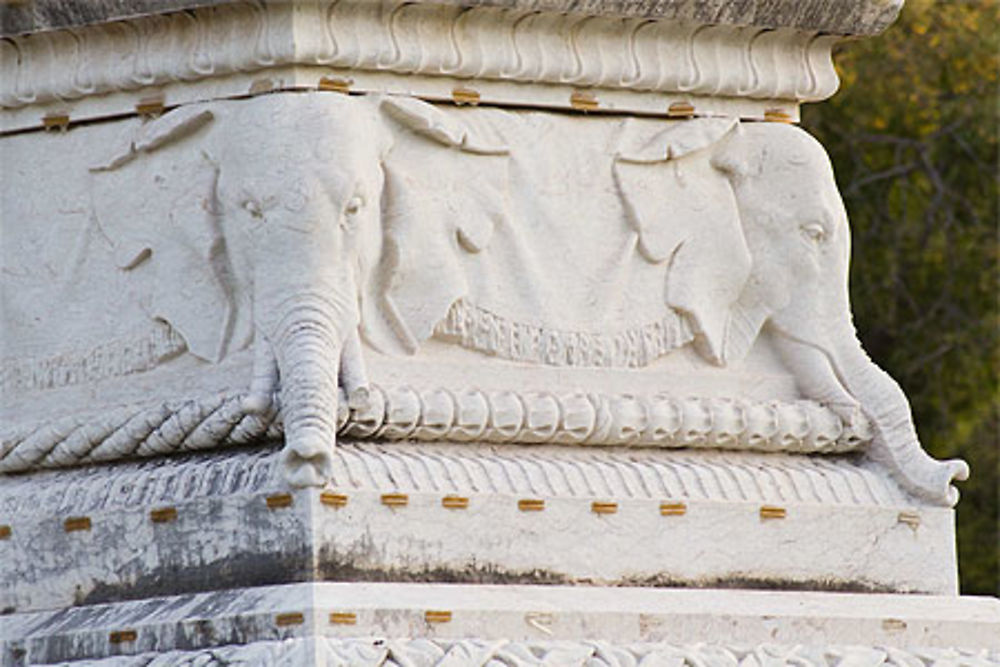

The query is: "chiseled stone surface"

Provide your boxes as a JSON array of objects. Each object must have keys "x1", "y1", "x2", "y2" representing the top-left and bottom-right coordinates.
[
  {"x1": 2, "y1": 583, "x2": 999, "y2": 665},
  {"x1": 0, "y1": 0, "x2": 904, "y2": 38}
]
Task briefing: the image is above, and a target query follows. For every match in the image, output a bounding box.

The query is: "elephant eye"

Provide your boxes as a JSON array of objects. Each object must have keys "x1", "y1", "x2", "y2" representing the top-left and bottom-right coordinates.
[
  {"x1": 345, "y1": 195, "x2": 364, "y2": 216},
  {"x1": 801, "y1": 222, "x2": 827, "y2": 243}
]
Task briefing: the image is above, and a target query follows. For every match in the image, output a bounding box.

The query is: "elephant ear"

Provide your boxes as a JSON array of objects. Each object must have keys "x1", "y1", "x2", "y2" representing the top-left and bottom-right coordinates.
[
  {"x1": 373, "y1": 97, "x2": 511, "y2": 354},
  {"x1": 721, "y1": 291, "x2": 772, "y2": 364},
  {"x1": 613, "y1": 117, "x2": 749, "y2": 364},
  {"x1": 91, "y1": 106, "x2": 215, "y2": 172},
  {"x1": 382, "y1": 96, "x2": 509, "y2": 156},
  {"x1": 617, "y1": 117, "x2": 738, "y2": 166},
  {"x1": 90, "y1": 108, "x2": 232, "y2": 363},
  {"x1": 710, "y1": 125, "x2": 791, "y2": 365}
]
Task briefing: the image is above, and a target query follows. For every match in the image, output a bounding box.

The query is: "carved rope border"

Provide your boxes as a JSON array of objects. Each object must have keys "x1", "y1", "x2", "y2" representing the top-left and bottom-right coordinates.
[{"x1": 0, "y1": 384, "x2": 872, "y2": 473}]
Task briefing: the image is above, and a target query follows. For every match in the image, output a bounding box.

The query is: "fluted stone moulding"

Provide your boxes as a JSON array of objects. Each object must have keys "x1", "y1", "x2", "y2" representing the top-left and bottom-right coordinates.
[{"x1": 0, "y1": 0, "x2": 903, "y2": 133}]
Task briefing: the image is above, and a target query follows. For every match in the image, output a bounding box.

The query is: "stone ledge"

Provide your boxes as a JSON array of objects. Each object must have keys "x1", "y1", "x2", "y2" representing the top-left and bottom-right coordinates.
[
  {"x1": 0, "y1": 0, "x2": 894, "y2": 131},
  {"x1": 0, "y1": 3, "x2": 841, "y2": 119},
  {"x1": 0, "y1": 446, "x2": 959, "y2": 614},
  {"x1": 2, "y1": 583, "x2": 998, "y2": 665}
]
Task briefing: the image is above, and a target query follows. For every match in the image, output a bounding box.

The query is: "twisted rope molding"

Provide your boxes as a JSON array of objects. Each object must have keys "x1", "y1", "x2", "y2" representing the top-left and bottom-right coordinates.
[
  {"x1": 0, "y1": 0, "x2": 840, "y2": 110},
  {"x1": 0, "y1": 384, "x2": 872, "y2": 474}
]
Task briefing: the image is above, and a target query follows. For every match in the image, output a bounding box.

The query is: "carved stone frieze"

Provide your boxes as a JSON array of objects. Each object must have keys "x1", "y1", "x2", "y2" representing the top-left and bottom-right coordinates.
[{"x1": 0, "y1": 91, "x2": 968, "y2": 505}]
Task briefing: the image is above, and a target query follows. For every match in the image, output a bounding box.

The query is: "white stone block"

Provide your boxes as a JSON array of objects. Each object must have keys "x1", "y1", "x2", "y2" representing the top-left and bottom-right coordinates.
[{"x1": 2, "y1": 582, "x2": 998, "y2": 664}]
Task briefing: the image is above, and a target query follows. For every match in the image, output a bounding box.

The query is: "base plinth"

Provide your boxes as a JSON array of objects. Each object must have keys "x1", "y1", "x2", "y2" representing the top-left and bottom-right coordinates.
[
  {"x1": 2, "y1": 583, "x2": 998, "y2": 665},
  {"x1": 0, "y1": 444, "x2": 960, "y2": 617}
]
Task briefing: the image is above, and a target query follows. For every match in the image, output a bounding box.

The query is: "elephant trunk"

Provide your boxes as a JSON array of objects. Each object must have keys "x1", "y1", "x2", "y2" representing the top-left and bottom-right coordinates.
[
  {"x1": 269, "y1": 291, "x2": 353, "y2": 487},
  {"x1": 830, "y1": 321, "x2": 968, "y2": 506}
]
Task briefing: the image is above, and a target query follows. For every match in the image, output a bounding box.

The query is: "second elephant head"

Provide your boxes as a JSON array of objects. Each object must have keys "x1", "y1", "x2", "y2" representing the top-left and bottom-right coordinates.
[
  {"x1": 90, "y1": 92, "x2": 510, "y2": 486},
  {"x1": 708, "y1": 122, "x2": 967, "y2": 506}
]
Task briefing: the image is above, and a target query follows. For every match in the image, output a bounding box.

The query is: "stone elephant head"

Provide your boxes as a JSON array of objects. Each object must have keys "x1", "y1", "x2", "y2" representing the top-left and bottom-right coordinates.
[
  {"x1": 90, "y1": 92, "x2": 508, "y2": 487},
  {"x1": 361, "y1": 96, "x2": 511, "y2": 356},
  {"x1": 711, "y1": 122, "x2": 968, "y2": 506}
]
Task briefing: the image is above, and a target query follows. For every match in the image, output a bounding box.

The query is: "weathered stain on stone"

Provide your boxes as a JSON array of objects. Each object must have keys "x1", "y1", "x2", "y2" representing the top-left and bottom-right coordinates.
[
  {"x1": 15, "y1": 546, "x2": 920, "y2": 615},
  {"x1": 315, "y1": 547, "x2": 915, "y2": 593},
  {"x1": 614, "y1": 574, "x2": 908, "y2": 595},
  {"x1": 318, "y1": 548, "x2": 573, "y2": 586},
  {"x1": 78, "y1": 550, "x2": 314, "y2": 608},
  {"x1": 0, "y1": 0, "x2": 904, "y2": 38}
]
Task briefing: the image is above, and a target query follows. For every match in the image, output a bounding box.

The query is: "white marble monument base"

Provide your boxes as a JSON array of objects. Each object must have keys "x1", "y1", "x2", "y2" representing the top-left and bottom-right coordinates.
[{"x1": 2, "y1": 583, "x2": 998, "y2": 665}]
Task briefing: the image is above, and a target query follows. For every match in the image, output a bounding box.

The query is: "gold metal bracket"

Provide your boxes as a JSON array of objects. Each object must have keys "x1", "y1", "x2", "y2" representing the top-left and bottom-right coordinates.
[
  {"x1": 570, "y1": 90, "x2": 599, "y2": 112},
  {"x1": 518, "y1": 498, "x2": 545, "y2": 512},
  {"x1": 660, "y1": 502, "x2": 687, "y2": 516},
  {"x1": 275, "y1": 612, "x2": 305, "y2": 627},
  {"x1": 667, "y1": 101, "x2": 695, "y2": 118},
  {"x1": 150, "y1": 507, "x2": 178, "y2": 524},
  {"x1": 63, "y1": 516, "x2": 91, "y2": 532},
  {"x1": 759, "y1": 505, "x2": 787, "y2": 520},
  {"x1": 381, "y1": 493, "x2": 409, "y2": 507},
  {"x1": 320, "y1": 492, "x2": 349, "y2": 508},
  {"x1": 442, "y1": 495, "x2": 469, "y2": 509},
  {"x1": 330, "y1": 612, "x2": 357, "y2": 625},
  {"x1": 591, "y1": 501, "x2": 618, "y2": 515},
  {"x1": 266, "y1": 493, "x2": 293, "y2": 509},
  {"x1": 452, "y1": 87, "x2": 481, "y2": 106},
  {"x1": 425, "y1": 610, "x2": 452, "y2": 623}
]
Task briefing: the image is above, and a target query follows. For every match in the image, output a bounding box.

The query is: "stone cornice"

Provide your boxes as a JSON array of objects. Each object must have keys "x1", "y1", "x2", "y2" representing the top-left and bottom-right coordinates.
[{"x1": 0, "y1": 0, "x2": 856, "y2": 131}]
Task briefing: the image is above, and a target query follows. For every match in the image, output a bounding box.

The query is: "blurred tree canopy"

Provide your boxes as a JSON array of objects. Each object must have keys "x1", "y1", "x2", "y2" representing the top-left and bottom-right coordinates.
[{"x1": 801, "y1": 0, "x2": 998, "y2": 594}]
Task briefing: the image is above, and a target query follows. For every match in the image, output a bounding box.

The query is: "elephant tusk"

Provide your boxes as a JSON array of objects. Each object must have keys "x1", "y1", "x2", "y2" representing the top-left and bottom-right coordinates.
[
  {"x1": 243, "y1": 333, "x2": 278, "y2": 414},
  {"x1": 339, "y1": 328, "x2": 370, "y2": 402}
]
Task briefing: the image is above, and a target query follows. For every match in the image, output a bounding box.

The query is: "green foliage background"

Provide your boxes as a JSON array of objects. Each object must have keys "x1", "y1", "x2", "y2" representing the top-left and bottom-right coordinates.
[{"x1": 801, "y1": 0, "x2": 999, "y2": 594}]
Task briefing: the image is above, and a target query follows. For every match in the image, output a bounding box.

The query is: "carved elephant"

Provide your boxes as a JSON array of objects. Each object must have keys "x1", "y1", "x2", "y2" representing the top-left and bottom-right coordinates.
[
  {"x1": 382, "y1": 113, "x2": 756, "y2": 367},
  {"x1": 709, "y1": 122, "x2": 968, "y2": 506},
  {"x1": 90, "y1": 92, "x2": 510, "y2": 487}
]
